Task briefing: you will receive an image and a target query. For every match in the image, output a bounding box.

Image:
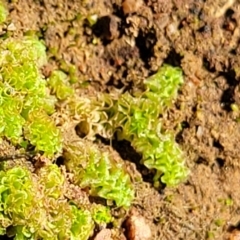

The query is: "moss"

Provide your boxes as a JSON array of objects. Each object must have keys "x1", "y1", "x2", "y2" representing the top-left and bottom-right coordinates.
[
  {"x1": 0, "y1": 165, "x2": 95, "y2": 240},
  {"x1": 91, "y1": 204, "x2": 112, "y2": 225},
  {"x1": 48, "y1": 70, "x2": 74, "y2": 100},
  {"x1": 0, "y1": 36, "x2": 61, "y2": 156},
  {"x1": 0, "y1": 1, "x2": 8, "y2": 24},
  {"x1": 69, "y1": 65, "x2": 188, "y2": 186},
  {"x1": 0, "y1": 26, "x2": 188, "y2": 238},
  {"x1": 63, "y1": 140, "x2": 134, "y2": 208},
  {"x1": 108, "y1": 65, "x2": 188, "y2": 186}
]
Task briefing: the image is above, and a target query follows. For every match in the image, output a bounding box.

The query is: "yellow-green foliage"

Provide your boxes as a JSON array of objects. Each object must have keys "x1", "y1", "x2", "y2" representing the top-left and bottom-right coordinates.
[
  {"x1": 104, "y1": 93, "x2": 188, "y2": 186},
  {"x1": 69, "y1": 65, "x2": 188, "y2": 187},
  {"x1": 0, "y1": 164, "x2": 95, "y2": 240},
  {"x1": 143, "y1": 64, "x2": 184, "y2": 109},
  {"x1": 63, "y1": 140, "x2": 134, "y2": 208},
  {"x1": 70, "y1": 205, "x2": 94, "y2": 240},
  {"x1": 91, "y1": 204, "x2": 112, "y2": 225},
  {"x1": 24, "y1": 111, "x2": 62, "y2": 156},
  {"x1": 0, "y1": 36, "x2": 61, "y2": 156},
  {"x1": 103, "y1": 65, "x2": 188, "y2": 186},
  {"x1": 48, "y1": 70, "x2": 74, "y2": 100},
  {"x1": 0, "y1": 2, "x2": 7, "y2": 24}
]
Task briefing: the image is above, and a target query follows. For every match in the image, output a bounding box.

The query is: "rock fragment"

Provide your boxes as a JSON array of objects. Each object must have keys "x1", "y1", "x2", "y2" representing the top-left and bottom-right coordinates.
[
  {"x1": 125, "y1": 209, "x2": 151, "y2": 240},
  {"x1": 94, "y1": 229, "x2": 112, "y2": 240}
]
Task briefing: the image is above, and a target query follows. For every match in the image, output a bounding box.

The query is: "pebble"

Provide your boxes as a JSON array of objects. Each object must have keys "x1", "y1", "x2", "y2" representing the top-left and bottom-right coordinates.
[
  {"x1": 122, "y1": 0, "x2": 143, "y2": 15},
  {"x1": 229, "y1": 229, "x2": 240, "y2": 240},
  {"x1": 94, "y1": 229, "x2": 112, "y2": 240},
  {"x1": 125, "y1": 209, "x2": 152, "y2": 240}
]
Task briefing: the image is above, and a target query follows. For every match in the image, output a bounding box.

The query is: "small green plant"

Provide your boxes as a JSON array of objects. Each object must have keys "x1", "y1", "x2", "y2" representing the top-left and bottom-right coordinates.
[
  {"x1": 70, "y1": 205, "x2": 94, "y2": 240},
  {"x1": 63, "y1": 140, "x2": 134, "y2": 208},
  {"x1": 48, "y1": 70, "x2": 74, "y2": 100},
  {"x1": 24, "y1": 110, "x2": 62, "y2": 156},
  {"x1": 91, "y1": 204, "x2": 112, "y2": 225},
  {"x1": 0, "y1": 36, "x2": 61, "y2": 156},
  {"x1": 115, "y1": 65, "x2": 188, "y2": 186},
  {"x1": 142, "y1": 64, "x2": 184, "y2": 109},
  {"x1": 0, "y1": 2, "x2": 7, "y2": 24},
  {"x1": 0, "y1": 164, "x2": 95, "y2": 240},
  {"x1": 72, "y1": 65, "x2": 188, "y2": 186},
  {"x1": 63, "y1": 65, "x2": 188, "y2": 187}
]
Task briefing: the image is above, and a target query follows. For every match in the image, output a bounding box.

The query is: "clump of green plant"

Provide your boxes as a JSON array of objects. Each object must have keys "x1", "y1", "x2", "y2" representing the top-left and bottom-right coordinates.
[
  {"x1": 142, "y1": 64, "x2": 184, "y2": 109},
  {"x1": 0, "y1": 1, "x2": 7, "y2": 24},
  {"x1": 24, "y1": 111, "x2": 62, "y2": 156},
  {"x1": 102, "y1": 65, "x2": 188, "y2": 186},
  {"x1": 0, "y1": 164, "x2": 95, "y2": 240},
  {"x1": 48, "y1": 70, "x2": 74, "y2": 100},
  {"x1": 91, "y1": 204, "x2": 112, "y2": 226},
  {"x1": 0, "y1": 36, "x2": 62, "y2": 156},
  {"x1": 69, "y1": 65, "x2": 188, "y2": 187},
  {"x1": 59, "y1": 60, "x2": 79, "y2": 84},
  {"x1": 70, "y1": 205, "x2": 94, "y2": 240},
  {"x1": 63, "y1": 140, "x2": 134, "y2": 208}
]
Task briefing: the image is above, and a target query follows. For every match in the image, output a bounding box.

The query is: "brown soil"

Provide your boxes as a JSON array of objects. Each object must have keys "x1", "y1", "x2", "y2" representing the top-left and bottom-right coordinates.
[{"x1": 4, "y1": 0, "x2": 240, "y2": 239}]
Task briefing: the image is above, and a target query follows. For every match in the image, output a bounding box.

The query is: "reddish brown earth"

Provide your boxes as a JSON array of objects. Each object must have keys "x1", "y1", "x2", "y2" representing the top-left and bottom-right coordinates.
[{"x1": 3, "y1": 0, "x2": 240, "y2": 239}]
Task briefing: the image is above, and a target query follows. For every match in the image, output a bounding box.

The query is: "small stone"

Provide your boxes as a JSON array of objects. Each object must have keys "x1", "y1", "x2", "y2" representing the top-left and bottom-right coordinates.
[
  {"x1": 229, "y1": 229, "x2": 240, "y2": 240},
  {"x1": 94, "y1": 229, "x2": 112, "y2": 240},
  {"x1": 125, "y1": 209, "x2": 152, "y2": 240},
  {"x1": 122, "y1": 0, "x2": 143, "y2": 15},
  {"x1": 7, "y1": 23, "x2": 16, "y2": 31}
]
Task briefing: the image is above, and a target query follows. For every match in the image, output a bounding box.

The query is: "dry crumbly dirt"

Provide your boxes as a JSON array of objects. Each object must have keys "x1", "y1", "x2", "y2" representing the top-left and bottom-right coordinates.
[{"x1": 4, "y1": 0, "x2": 240, "y2": 239}]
